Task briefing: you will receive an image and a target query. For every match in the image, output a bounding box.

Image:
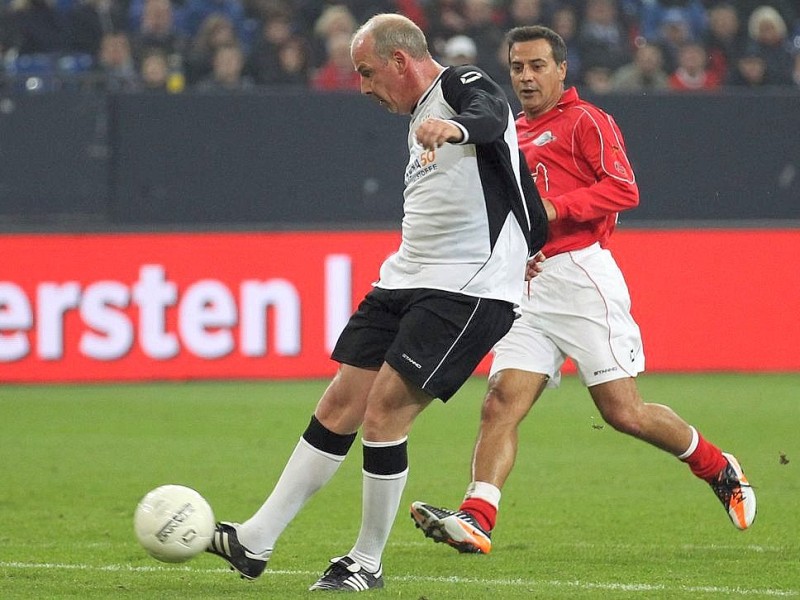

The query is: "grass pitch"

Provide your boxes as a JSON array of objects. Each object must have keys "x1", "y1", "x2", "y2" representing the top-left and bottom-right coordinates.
[{"x1": 0, "y1": 374, "x2": 798, "y2": 599}]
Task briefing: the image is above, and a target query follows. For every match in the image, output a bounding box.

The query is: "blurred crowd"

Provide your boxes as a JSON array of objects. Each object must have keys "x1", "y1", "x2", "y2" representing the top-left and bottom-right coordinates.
[{"x1": 1, "y1": 0, "x2": 799, "y2": 94}]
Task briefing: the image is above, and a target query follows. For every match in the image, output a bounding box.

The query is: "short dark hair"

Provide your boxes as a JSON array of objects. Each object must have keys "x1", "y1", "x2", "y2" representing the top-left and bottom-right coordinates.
[{"x1": 505, "y1": 26, "x2": 567, "y2": 65}]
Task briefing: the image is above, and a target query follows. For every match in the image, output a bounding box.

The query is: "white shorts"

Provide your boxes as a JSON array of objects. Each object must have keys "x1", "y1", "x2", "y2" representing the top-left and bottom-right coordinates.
[{"x1": 490, "y1": 243, "x2": 645, "y2": 388}]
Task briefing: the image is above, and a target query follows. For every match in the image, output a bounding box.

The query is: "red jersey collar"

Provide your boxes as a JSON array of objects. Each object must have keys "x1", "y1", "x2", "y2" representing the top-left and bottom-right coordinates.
[{"x1": 556, "y1": 86, "x2": 579, "y2": 108}]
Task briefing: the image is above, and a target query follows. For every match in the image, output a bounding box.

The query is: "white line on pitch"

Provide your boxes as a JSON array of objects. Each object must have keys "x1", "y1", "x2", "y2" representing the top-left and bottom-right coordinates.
[{"x1": 0, "y1": 562, "x2": 796, "y2": 597}]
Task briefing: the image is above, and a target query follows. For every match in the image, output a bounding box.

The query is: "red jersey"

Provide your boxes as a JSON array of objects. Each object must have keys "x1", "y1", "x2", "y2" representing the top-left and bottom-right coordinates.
[{"x1": 516, "y1": 87, "x2": 639, "y2": 257}]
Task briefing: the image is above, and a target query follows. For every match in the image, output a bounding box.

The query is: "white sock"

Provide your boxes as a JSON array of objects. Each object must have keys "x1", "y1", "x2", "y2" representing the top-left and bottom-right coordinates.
[
  {"x1": 238, "y1": 437, "x2": 345, "y2": 552},
  {"x1": 349, "y1": 468, "x2": 408, "y2": 573},
  {"x1": 677, "y1": 426, "x2": 699, "y2": 460},
  {"x1": 464, "y1": 480, "x2": 502, "y2": 508},
  {"x1": 349, "y1": 438, "x2": 408, "y2": 573}
]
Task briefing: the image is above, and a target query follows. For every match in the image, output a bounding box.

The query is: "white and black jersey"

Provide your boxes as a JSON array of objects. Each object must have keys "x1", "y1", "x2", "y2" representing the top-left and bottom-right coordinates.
[{"x1": 376, "y1": 65, "x2": 547, "y2": 307}]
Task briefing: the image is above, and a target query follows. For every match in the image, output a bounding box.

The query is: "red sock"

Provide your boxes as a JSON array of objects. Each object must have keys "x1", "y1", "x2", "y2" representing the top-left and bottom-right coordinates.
[
  {"x1": 460, "y1": 497, "x2": 497, "y2": 532},
  {"x1": 684, "y1": 433, "x2": 728, "y2": 482}
]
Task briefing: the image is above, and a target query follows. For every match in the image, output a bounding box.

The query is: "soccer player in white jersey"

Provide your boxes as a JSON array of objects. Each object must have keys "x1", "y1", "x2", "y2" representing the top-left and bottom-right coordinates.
[
  {"x1": 205, "y1": 14, "x2": 548, "y2": 592},
  {"x1": 410, "y1": 25, "x2": 756, "y2": 556}
]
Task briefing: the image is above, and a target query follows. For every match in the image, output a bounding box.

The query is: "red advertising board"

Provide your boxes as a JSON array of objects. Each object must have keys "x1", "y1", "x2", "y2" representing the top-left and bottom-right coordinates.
[
  {"x1": 608, "y1": 229, "x2": 800, "y2": 372},
  {"x1": 1, "y1": 230, "x2": 798, "y2": 383}
]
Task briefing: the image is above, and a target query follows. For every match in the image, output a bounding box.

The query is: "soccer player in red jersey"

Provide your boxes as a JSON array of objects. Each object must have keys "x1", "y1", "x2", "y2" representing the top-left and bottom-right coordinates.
[{"x1": 411, "y1": 25, "x2": 756, "y2": 554}]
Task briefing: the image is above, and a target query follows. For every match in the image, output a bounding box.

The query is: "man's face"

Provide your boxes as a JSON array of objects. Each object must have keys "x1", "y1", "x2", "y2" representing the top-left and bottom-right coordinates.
[
  {"x1": 351, "y1": 35, "x2": 408, "y2": 114},
  {"x1": 509, "y1": 38, "x2": 566, "y2": 119}
]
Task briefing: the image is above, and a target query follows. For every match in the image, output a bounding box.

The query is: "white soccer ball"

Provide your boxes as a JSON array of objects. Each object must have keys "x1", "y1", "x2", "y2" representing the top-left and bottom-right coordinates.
[{"x1": 134, "y1": 484, "x2": 215, "y2": 563}]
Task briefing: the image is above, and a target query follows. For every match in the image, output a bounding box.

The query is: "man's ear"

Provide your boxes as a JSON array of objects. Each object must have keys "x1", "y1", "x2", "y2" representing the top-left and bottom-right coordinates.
[{"x1": 393, "y1": 50, "x2": 408, "y2": 73}]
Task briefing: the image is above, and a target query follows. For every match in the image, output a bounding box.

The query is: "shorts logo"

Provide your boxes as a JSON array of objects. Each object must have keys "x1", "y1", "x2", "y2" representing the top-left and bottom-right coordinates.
[
  {"x1": 402, "y1": 353, "x2": 422, "y2": 369},
  {"x1": 593, "y1": 366, "x2": 618, "y2": 376}
]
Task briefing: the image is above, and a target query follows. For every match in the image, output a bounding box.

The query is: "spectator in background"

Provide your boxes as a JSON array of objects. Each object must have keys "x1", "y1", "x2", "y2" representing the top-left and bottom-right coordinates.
[
  {"x1": 310, "y1": 4, "x2": 357, "y2": 69},
  {"x1": 195, "y1": 41, "x2": 254, "y2": 90},
  {"x1": 726, "y1": 43, "x2": 770, "y2": 87},
  {"x1": 425, "y1": 0, "x2": 469, "y2": 59},
  {"x1": 310, "y1": 31, "x2": 359, "y2": 91},
  {"x1": 612, "y1": 42, "x2": 670, "y2": 91},
  {"x1": 180, "y1": 0, "x2": 245, "y2": 39},
  {"x1": 704, "y1": 2, "x2": 747, "y2": 84},
  {"x1": 184, "y1": 13, "x2": 238, "y2": 85},
  {"x1": 245, "y1": 3, "x2": 311, "y2": 87},
  {"x1": 502, "y1": 0, "x2": 549, "y2": 31},
  {"x1": 241, "y1": 0, "x2": 286, "y2": 23},
  {"x1": 95, "y1": 30, "x2": 139, "y2": 90},
  {"x1": 138, "y1": 46, "x2": 171, "y2": 91},
  {"x1": 637, "y1": 0, "x2": 707, "y2": 42},
  {"x1": 745, "y1": 5, "x2": 793, "y2": 85},
  {"x1": 441, "y1": 34, "x2": 478, "y2": 66},
  {"x1": 668, "y1": 40, "x2": 721, "y2": 91},
  {"x1": 462, "y1": 0, "x2": 506, "y2": 82},
  {"x1": 267, "y1": 35, "x2": 311, "y2": 86},
  {"x1": 294, "y1": 0, "x2": 398, "y2": 29},
  {"x1": 581, "y1": 63, "x2": 614, "y2": 94},
  {"x1": 550, "y1": 3, "x2": 581, "y2": 87},
  {"x1": 246, "y1": 4, "x2": 293, "y2": 83},
  {"x1": 652, "y1": 7, "x2": 695, "y2": 73},
  {"x1": 6, "y1": 0, "x2": 71, "y2": 55},
  {"x1": 577, "y1": 0, "x2": 632, "y2": 74},
  {"x1": 732, "y1": 0, "x2": 796, "y2": 34},
  {"x1": 131, "y1": 0, "x2": 187, "y2": 65},
  {"x1": 793, "y1": 52, "x2": 800, "y2": 88},
  {"x1": 68, "y1": 0, "x2": 127, "y2": 57}
]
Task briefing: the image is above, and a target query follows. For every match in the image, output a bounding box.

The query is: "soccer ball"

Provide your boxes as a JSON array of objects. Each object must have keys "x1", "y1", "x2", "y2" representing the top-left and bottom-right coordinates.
[{"x1": 134, "y1": 484, "x2": 215, "y2": 563}]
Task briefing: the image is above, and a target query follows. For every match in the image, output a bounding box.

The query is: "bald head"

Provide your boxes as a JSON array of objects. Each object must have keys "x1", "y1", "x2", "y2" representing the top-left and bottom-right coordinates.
[{"x1": 351, "y1": 13, "x2": 430, "y2": 63}]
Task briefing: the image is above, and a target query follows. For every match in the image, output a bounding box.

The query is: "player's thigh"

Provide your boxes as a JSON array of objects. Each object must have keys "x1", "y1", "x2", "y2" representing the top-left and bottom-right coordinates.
[
  {"x1": 315, "y1": 363, "x2": 379, "y2": 434},
  {"x1": 362, "y1": 363, "x2": 435, "y2": 441},
  {"x1": 588, "y1": 377, "x2": 643, "y2": 419}
]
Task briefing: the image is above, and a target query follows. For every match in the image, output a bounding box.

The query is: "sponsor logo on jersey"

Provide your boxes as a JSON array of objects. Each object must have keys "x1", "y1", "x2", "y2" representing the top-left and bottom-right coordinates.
[
  {"x1": 531, "y1": 162, "x2": 549, "y2": 190},
  {"x1": 532, "y1": 131, "x2": 556, "y2": 146},
  {"x1": 404, "y1": 149, "x2": 438, "y2": 186}
]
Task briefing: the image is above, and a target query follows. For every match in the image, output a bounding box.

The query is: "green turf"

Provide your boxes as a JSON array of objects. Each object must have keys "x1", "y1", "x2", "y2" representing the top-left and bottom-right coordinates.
[{"x1": 0, "y1": 374, "x2": 798, "y2": 598}]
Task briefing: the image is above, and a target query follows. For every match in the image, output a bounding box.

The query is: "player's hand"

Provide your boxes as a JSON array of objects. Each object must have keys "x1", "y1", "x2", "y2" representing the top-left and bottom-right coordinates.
[
  {"x1": 415, "y1": 118, "x2": 463, "y2": 151},
  {"x1": 542, "y1": 198, "x2": 557, "y2": 222},
  {"x1": 525, "y1": 251, "x2": 545, "y2": 281}
]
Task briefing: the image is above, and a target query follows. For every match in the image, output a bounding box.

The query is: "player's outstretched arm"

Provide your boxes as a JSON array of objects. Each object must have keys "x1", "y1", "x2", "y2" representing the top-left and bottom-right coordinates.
[{"x1": 415, "y1": 118, "x2": 464, "y2": 151}]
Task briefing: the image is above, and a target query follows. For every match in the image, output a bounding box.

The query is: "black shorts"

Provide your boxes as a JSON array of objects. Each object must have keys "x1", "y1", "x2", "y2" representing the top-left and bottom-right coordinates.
[{"x1": 331, "y1": 287, "x2": 516, "y2": 402}]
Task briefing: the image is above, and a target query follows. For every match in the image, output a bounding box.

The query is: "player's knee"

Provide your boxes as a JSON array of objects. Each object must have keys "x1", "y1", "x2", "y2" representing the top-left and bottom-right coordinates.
[
  {"x1": 601, "y1": 405, "x2": 643, "y2": 437},
  {"x1": 480, "y1": 386, "x2": 529, "y2": 426},
  {"x1": 361, "y1": 405, "x2": 401, "y2": 441}
]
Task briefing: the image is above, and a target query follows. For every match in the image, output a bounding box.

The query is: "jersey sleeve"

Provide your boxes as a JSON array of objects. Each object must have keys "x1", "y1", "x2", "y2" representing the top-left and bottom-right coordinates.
[
  {"x1": 440, "y1": 67, "x2": 510, "y2": 145},
  {"x1": 548, "y1": 108, "x2": 639, "y2": 222}
]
